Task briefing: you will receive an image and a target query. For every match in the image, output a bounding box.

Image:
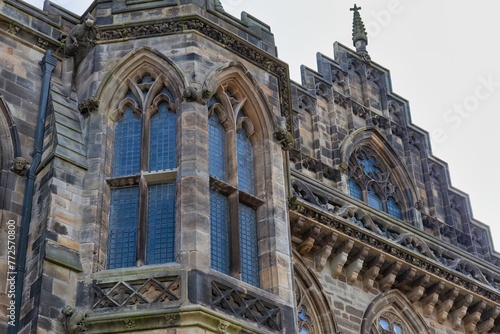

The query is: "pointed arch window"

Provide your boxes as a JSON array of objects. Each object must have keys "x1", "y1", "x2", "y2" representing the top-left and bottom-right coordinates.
[
  {"x1": 208, "y1": 90, "x2": 263, "y2": 287},
  {"x1": 107, "y1": 77, "x2": 177, "y2": 269},
  {"x1": 347, "y1": 148, "x2": 404, "y2": 220}
]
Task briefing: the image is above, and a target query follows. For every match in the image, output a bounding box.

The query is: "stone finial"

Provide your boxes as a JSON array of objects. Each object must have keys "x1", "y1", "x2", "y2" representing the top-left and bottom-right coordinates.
[{"x1": 350, "y1": 4, "x2": 371, "y2": 61}]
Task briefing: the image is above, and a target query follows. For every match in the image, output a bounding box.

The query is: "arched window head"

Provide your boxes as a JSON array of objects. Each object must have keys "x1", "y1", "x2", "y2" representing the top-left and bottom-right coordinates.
[
  {"x1": 347, "y1": 147, "x2": 404, "y2": 220},
  {"x1": 374, "y1": 313, "x2": 405, "y2": 334},
  {"x1": 208, "y1": 87, "x2": 262, "y2": 287},
  {"x1": 362, "y1": 290, "x2": 430, "y2": 334},
  {"x1": 108, "y1": 79, "x2": 178, "y2": 269},
  {"x1": 112, "y1": 106, "x2": 141, "y2": 176}
]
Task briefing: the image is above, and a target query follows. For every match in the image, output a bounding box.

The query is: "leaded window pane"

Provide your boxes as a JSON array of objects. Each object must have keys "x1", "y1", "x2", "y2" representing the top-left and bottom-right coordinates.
[
  {"x1": 146, "y1": 183, "x2": 176, "y2": 264},
  {"x1": 394, "y1": 323, "x2": 403, "y2": 334},
  {"x1": 239, "y1": 203, "x2": 259, "y2": 287},
  {"x1": 209, "y1": 114, "x2": 227, "y2": 180},
  {"x1": 358, "y1": 151, "x2": 382, "y2": 177},
  {"x1": 210, "y1": 190, "x2": 230, "y2": 275},
  {"x1": 237, "y1": 128, "x2": 255, "y2": 194},
  {"x1": 113, "y1": 108, "x2": 141, "y2": 176},
  {"x1": 379, "y1": 318, "x2": 390, "y2": 330},
  {"x1": 108, "y1": 187, "x2": 139, "y2": 269},
  {"x1": 368, "y1": 187, "x2": 383, "y2": 210},
  {"x1": 387, "y1": 197, "x2": 402, "y2": 219},
  {"x1": 349, "y1": 178, "x2": 363, "y2": 200},
  {"x1": 149, "y1": 103, "x2": 176, "y2": 171}
]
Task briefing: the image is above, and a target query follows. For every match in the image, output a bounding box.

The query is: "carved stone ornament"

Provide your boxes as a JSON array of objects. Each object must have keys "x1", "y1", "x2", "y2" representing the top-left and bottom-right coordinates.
[
  {"x1": 79, "y1": 97, "x2": 99, "y2": 117},
  {"x1": 183, "y1": 86, "x2": 202, "y2": 103},
  {"x1": 97, "y1": 17, "x2": 291, "y2": 126},
  {"x1": 11, "y1": 157, "x2": 29, "y2": 176},
  {"x1": 64, "y1": 13, "x2": 99, "y2": 56},
  {"x1": 274, "y1": 116, "x2": 294, "y2": 150},
  {"x1": 61, "y1": 305, "x2": 88, "y2": 334},
  {"x1": 218, "y1": 320, "x2": 229, "y2": 333}
]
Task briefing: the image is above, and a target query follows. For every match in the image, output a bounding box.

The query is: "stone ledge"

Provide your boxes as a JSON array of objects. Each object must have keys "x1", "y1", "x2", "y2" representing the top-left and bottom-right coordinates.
[{"x1": 45, "y1": 239, "x2": 83, "y2": 272}]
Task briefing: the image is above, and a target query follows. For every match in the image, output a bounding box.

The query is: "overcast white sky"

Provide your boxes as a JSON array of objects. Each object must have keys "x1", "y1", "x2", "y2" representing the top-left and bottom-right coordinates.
[{"x1": 24, "y1": 0, "x2": 500, "y2": 251}]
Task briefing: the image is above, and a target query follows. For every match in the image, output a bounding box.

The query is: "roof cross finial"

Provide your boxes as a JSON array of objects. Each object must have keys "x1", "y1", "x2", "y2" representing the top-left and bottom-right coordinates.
[
  {"x1": 350, "y1": 4, "x2": 371, "y2": 61},
  {"x1": 350, "y1": 4, "x2": 362, "y2": 12}
]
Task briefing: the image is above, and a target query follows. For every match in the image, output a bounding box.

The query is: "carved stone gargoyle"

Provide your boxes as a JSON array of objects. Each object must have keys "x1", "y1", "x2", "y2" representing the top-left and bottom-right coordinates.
[
  {"x1": 274, "y1": 116, "x2": 294, "y2": 150},
  {"x1": 61, "y1": 305, "x2": 87, "y2": 334},
  {"x1": 64, "y1": 13, "x2": 99, "y2": 56}
]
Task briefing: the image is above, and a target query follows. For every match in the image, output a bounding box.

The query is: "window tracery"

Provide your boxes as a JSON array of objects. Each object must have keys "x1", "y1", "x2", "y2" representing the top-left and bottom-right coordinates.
[
  {"x1": 347, "y1": 147, "x2": 403, "y2": 219},
  {"x1": 208, "y1": 86, "x2": 262, "y2": 287},
  {"x1": 107, "y1": 74, "x2": 177, "y2": 269}
]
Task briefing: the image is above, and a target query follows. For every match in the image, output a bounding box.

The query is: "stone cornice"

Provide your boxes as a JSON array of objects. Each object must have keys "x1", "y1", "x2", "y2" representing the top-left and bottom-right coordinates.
[
  {"x1": 289, "y1": 199, "x2": 500, "y2": 303},
  {"x1": 96, "y1": 15, "x2": 292, "y2": 129}
]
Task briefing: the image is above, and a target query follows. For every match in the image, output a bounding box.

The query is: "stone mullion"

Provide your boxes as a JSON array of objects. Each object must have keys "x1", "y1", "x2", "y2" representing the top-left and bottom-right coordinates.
[
  {"x1": 229, "y1": 191, "x2": 241, "y2": 279},
  {"x1": 137, "y1": 176, "x2": 148, "y2": 266}
]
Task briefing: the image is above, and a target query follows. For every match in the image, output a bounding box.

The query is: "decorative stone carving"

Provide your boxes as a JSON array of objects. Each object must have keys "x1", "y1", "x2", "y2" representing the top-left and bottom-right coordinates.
[
  {"x1": 11, "y1": 156, "x2": 29, "y2": 176},
  {"x1": 211, "y1": 281, "x2": 282, "y2": 331},
  {"x1": 98, "y1": 18, "x2": 291, "y2": 126},
  {"x1": 164, "y1": 314, "x2": 179, "y2": 327},
  {"x1": 78, "y1": 97, "x2": 99, "y2": 117},
  {"x1": 330, "y1": 240, "x2": 353, "y2": 278},
  {"x1": 61, "y1": 306, "x2": 87, "y2": 334},
  {"x1": 274, "y1": 116, "x2": 294, "y2": 150},
  {"x1": 217, "y1": 321, "x2": 229, "y2": 333},
  {"x1": 297, "y1": 224, "x2": 321, "y2": 255},
  {"x1": 64, "y1": 14, "x2": 99, "y2": 56},
  {"x1": 183, "y1": 86, "x2": 202, "y2": 103},
  {"x1": 124, "y1": 319, "x2": 136, "y2": 330}
]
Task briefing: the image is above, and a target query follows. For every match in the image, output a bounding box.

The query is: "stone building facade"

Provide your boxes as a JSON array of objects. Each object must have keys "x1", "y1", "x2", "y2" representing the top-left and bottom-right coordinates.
[{"x1": 0, "y1": 1, "x2": 499, "y2": 333}]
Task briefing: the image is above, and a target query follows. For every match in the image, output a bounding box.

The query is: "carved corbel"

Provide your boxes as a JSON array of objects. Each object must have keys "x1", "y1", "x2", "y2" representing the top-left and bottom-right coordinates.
[
  {"x1": 274, "y1": 116, "x2": 294, "y2": 150},
  {"x1": 330, "y1": 239, "x2": 354, "y2": 278},
  {"x1": 11, "y1": 157, "x2": 29, "y2": 176},
  {"x1": 78, "y1": 97, "x2": 99, "y2": 117},
  {"x1": 183, "y1": 86, "x2": 202, "y2": 103},
  {"x1": 450, "y1": 294, "x2": 473, "y2": 329},
  {"x1": 406, "y1": 274, "x2": 429, "y2": 302},
  {"x1": 463, "y1": 301, "x2": 487, "y2": 334},
  {"x1": 378, "y1": 261, "x2": 402, "y2": 290},
  {"x1": 395, "y1": 267, "x2": 417, "y2": 289},
  {"x1": 61, "y1": 305, "x2": 87, "y2": 334},
  {"x1": 345, "y1": 246, "x2": 369, "y2": 284},
  {"x1": 436, "y1": 288, "x2": 459, "y2": 324},
  {"x1": 477, "y1": 306, "x2": 500, "y2": 334},
  {"x1": 421, "y1": 281, "x2": 444, "y2": 316},
  {"x1": 315, "y1": 233, "x2": 338, "y2": 271},
  {"x1": 363, "y1": 254, "x2": 385, "y2": 290},
  {"x1": 291, "y1": 217, "x2": 306, "y2": 240},
  {"x1": 297, "y1": 224, "x2": 321, "y2": 255}
]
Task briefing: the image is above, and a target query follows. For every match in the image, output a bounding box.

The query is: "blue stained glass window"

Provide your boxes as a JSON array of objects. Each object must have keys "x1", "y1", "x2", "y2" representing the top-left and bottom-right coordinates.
[
  {"x1": 349, "y1": 178, "x2": 363, "y2": 200},
  {"x1": 210, "y1": 190, "x2": 230, "y2": 275},
  {"x1": 239, "y1": 203, "x2": 260, "y2": 287},
  {"x1": 209, "y1": 114, "x2": 227, "y2": 180},
  {"x1": 368, "y1": 187, "x2": 383, "y2": 210},
  {"x1": 237, "y1": 128, "x2": 255, "y2": 194},
  {"x1": 387, "y1": 197, "x2": 403, "y2": 219},
  {"x1": 150, "y1": 103, "x2": 176, "y2": 171},
  {"x1": 107, "y1": 187, "x2": 139, "y2": 269},
  {"x1": 146, "y1": 183, "x2": 176, "y2": 264},
  {"x1": 358, "y1": 152, "x2": 382, "y2": 176},
  {"x1": 113, "y1": 108, "x2": 141, "y2": 176}
]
